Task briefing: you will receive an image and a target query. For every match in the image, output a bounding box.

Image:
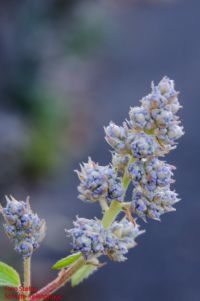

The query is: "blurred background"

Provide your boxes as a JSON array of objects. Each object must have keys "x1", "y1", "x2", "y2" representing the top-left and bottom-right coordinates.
[{"x1": 0, "y1": 0, "x2": 199, "y2": 300}]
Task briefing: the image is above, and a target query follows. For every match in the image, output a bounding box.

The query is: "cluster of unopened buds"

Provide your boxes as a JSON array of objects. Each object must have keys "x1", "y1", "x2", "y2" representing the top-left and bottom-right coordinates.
[
  {"x1": 71, "y1": 76, "x2": 184, "y2": 262},
  {"x1": 0, "y1": 76, "x2": 184, "y2": 300},
  {"x1": 1, "y1": 196, "x2": 46, "y2": 257}
]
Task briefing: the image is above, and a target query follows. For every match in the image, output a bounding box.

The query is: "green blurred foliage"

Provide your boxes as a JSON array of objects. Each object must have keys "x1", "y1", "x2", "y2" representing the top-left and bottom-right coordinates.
[
  {"x1": 22, "y1": 95, "x2": 68, "y2": 179},
  {"x1": 66, "y1": 21, "x2": 104, "y2": 56},
  {"x1": 0, "y1": 0, "x2": 106, "y2": 182}
]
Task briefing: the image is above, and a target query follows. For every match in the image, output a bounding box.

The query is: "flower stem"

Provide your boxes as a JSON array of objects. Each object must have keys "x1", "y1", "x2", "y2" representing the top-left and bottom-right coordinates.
[
  {"x1": 122, "y1": 157, "x2": 135, "y2": 191},
  {"x1": 101, "y1": 200, "x2": 122, "y2": 229},
  {"x1": 102, "y1": 157, "x2": 135, "y2": 229},
  {"x1": 99, "y1": 199, "x2": 109, "y2": 213},
  {"x1": 23, "y1": 257, "x2": 31, "y2": 301},
  {"x1": 29, "y1": 257, "x2": 85, "y2": 301}
]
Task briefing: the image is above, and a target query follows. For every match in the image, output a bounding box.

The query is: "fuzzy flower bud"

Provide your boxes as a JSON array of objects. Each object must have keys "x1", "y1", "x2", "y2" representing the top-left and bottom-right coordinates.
[
  {"x1": 127, "y1": 160, "x2": 144, "y2": 183},
  {"x1": 157, "y1": 77, "x2": 181, "y2": 113},
  {"x1": 0, "y1": 196, "x2": 46, "y2": 257},
  {"x1": 143, "y1": 158, "x2": 174, "y2": 190},
  {"x1": 151, "y1": 109, "x2": 174, "y2": 127},
  {"x1": 127, "y1": 133, "x2": 161, "y2": 158},
  {"x1": 106, "y1": 219, "x2": 144, "y2": 262},
  {"x1": 141, "y1": 77, "x2": 180, "y2": 112},
  {"x1": 128, "y1": 158, "x2": 174, "y2": 190},
  {"x1": 140, "y1": 77, "x2": 184, "y2": 147},
  {"x1": 167, "y1": 124, "x2": 184, "y2": 141},
  {"x1": 67, "y1": 217, "x2": 105, "y2": 259},
  {"x1": 128, "y1": 106, "x2": 153, "y2": 130},
  {"x1": 112, "y1": 152, "x2": 131, "y2": 173},
  {"x1": 76, "y1": 158, "x2": 123, "y2": 203},
  {"x1": 104, "y1": 122, "x2": 129, "y2": 154},
  {"x1": 131, "y1": 186, "x2": 179, "y2": 221}
]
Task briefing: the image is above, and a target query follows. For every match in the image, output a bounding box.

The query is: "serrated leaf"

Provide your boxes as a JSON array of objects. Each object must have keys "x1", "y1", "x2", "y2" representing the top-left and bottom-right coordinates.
[
  {"x1": 52, "y1": 252, "x2": 82, "y2": 270},
  {"x1": 71, "y1": 264, "x2": 97, "y2": 287},
  {"x1": 0, "y1": 262, "x2": 21, "y2": 288}
]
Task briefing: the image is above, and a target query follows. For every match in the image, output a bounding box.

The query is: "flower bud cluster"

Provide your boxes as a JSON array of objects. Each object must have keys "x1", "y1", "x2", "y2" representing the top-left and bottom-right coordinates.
[
  {"x1": 128, "y1": 158, "x2": 174, "y2": 191},
  {"x1": 67, "y1": 218, "x2": 105, "y2": 259},
  {"x1": 107, "y1": 219, "x2": 145, "y2": 261},
  {"x1": 112, "y1": 153, "x2": 131, "y2": 174},
  {"x1": 104, "y1": 122, "x2": 129, "y2": 154},
  {"x1": 71, "y1": 76, "x2": 183, "y2": 266},
  {"x1": 1, "y1": 196, "x2": 46, "y2": 257},
  {"x1": 76, "y1": 158, "x2": 123, "y2": 204},
  {"x1": 139, "y1": 77, "x2": 184, "y2": 146},
  {"x1": 67, "y1": 217, "x2": 143, "y2": 261},
  {"x1": 104, "y1": 77, "x2": 183, "y2": 221},
  {"x1": 105, "y1": 77, "x2": 184, "y2": 158},
  {"x1": 131, "y1": 187, "x2": 179, "y2": 221}
]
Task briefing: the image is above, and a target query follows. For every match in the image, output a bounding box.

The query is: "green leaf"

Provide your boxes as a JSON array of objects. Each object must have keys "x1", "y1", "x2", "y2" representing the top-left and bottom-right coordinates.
[
  {"x1": 71, "y1": 264, "x2": 97, "y2": 287},
  {"x1": 52, "y1": 253, "x2": 82, "y2": 270},
  {"x1": 0, "y1": 262, "x2": 21, "y2": 288}
]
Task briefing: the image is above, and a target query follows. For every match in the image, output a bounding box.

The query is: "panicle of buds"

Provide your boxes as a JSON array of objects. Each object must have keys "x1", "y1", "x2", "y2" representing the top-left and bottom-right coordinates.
[
  {"x1": 68, "y1": 77, "x2": 184, "y2": 266},
  {"x1": 103, "y1": 77, "x2": 184, "y2": 221},
  {"x1": 67, "y1": 217, "x2": 143, "y2": 261},
  {"x1": 0, "y1": 196, "x2": 46, "y2": 257}
]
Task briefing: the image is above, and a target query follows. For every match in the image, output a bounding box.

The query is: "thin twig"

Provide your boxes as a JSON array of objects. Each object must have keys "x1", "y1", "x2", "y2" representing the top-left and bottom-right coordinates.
[
  {"x1": 24, "y1": 257, "x2": 31, "y2": 301},
  {"x1": 29, "y1": 257, "x2": 85, "y2": 301}
]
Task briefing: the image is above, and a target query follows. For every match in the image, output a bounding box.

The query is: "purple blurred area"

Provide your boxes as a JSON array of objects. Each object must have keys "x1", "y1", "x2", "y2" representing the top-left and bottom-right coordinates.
[{"x1": 0, "y1": 0, "x2": 199, "y2": 300}]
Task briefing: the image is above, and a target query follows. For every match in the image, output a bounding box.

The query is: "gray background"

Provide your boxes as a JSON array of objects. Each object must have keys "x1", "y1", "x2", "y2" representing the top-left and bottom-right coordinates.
[{"x1": 0, "y1": 0, "x2": 199, "y2": 300}]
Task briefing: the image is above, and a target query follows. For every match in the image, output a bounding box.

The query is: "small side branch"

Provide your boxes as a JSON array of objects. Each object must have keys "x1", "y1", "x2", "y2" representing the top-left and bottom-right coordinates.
[{"x1": 24, "y1": 257, "x2": 31, "y2": 301}]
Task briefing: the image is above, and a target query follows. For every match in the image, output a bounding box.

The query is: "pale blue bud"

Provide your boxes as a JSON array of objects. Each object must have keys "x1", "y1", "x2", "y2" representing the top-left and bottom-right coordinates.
[
  {"x1": 128, "y1": 106, "x2": 154, "y2": 130},
  {"x1": 112, "y1": 152, "x2": 131, "y2": 173},
  {"x1": 67, "y1": 217, "x2": 105, "y2": 259},
  {"x1": 128, "y1": 133, "x2": 160, "y2": 158},
  {"x1": 105, "y1": 219, "x2": 144, "y2": 262},
  {"x1": 104, "y1": 122, "x2": 129, "y2": 154}
]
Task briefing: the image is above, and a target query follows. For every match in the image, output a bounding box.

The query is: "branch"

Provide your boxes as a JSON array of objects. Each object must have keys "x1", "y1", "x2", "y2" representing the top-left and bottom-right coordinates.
[{"x1": 29, "y1": 257, "x2": 85, "y2": 301}]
